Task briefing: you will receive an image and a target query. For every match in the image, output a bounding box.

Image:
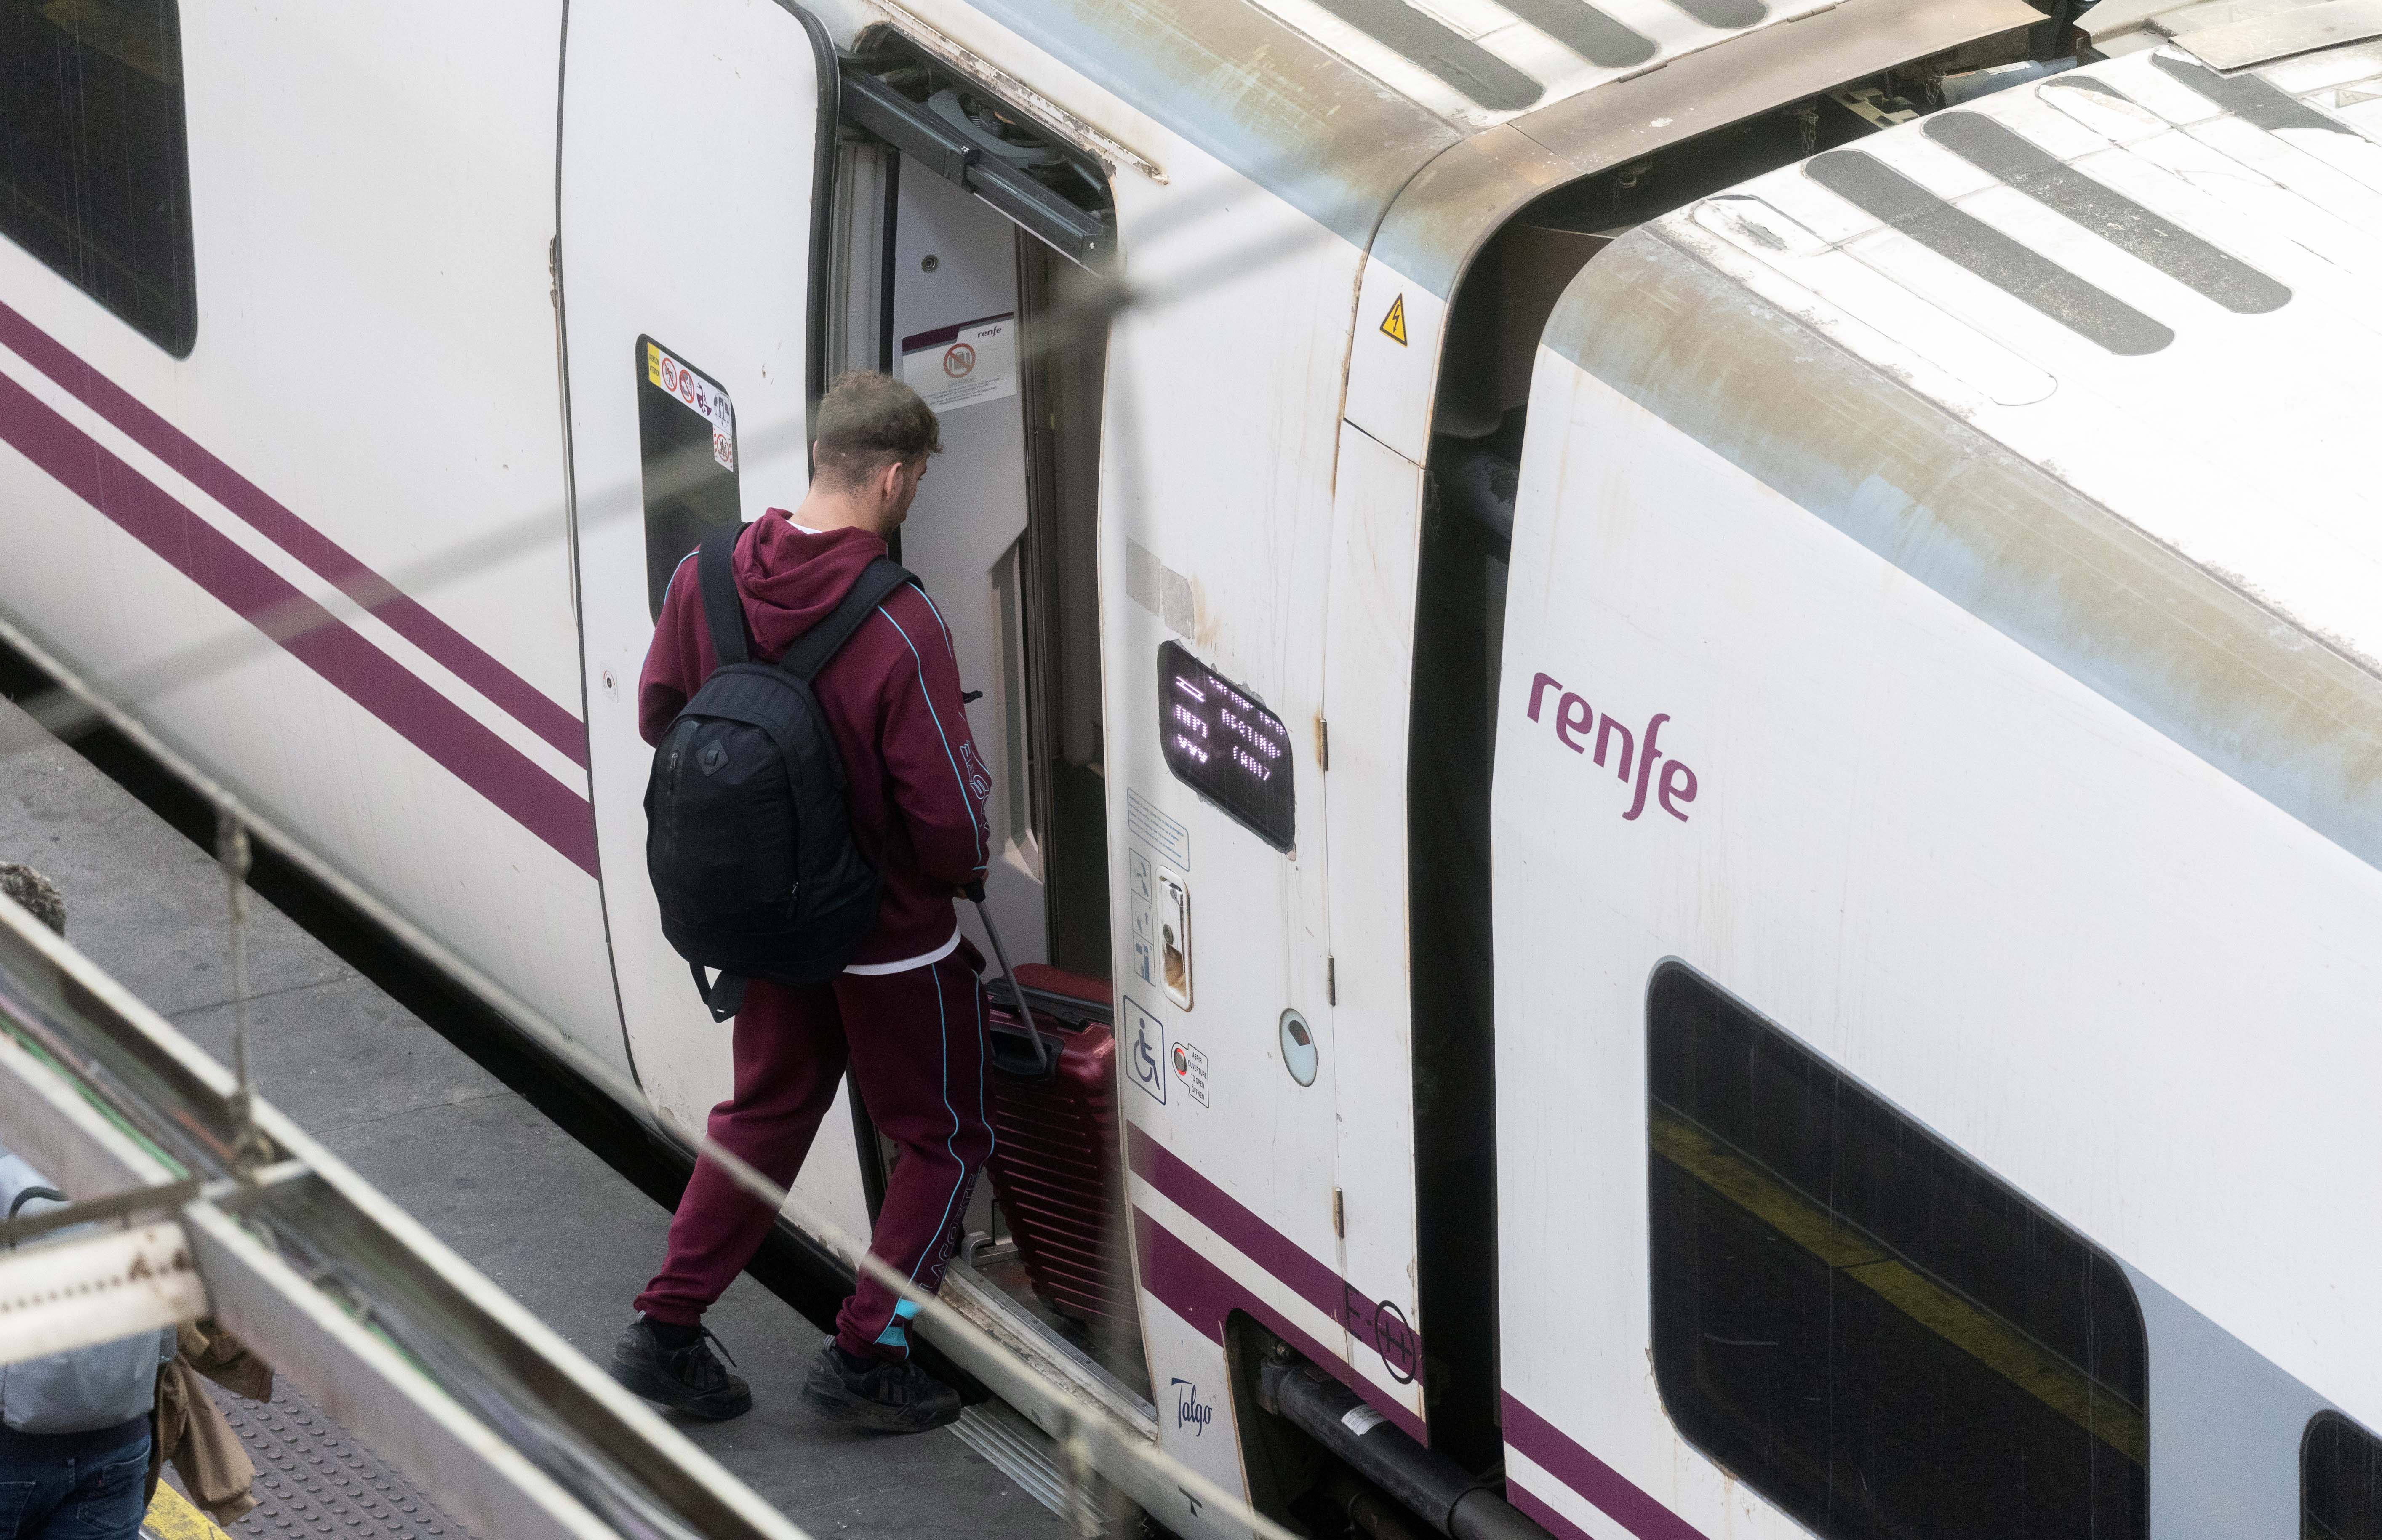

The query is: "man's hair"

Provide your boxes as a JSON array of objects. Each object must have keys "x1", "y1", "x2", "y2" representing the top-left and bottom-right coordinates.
[{"x1": 813, "y1": 370, "x2": 942, "y2": 489}]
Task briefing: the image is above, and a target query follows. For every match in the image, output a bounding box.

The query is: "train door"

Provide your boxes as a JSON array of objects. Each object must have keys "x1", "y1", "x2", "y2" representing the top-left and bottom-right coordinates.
[{"x1": 554, "y1": 0, "x2": 872, "y2": 1236}]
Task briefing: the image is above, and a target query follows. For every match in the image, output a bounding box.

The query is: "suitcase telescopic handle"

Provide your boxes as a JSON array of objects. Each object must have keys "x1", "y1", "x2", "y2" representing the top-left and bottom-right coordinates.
[{"x1": 966, "y1": 882, "x2": 1053, "y2": 1077}]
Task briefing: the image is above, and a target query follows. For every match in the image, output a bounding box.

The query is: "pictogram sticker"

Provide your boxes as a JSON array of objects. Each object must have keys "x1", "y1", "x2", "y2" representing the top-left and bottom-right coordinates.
[
  {"x1": 1171, "y1": 1040, "x2": 1211, "y2": 1106},
  {"x1": 1379, "y1": 293, "x2": 1408, "y2": 346},
  {"x1": 900, "y1": 312, "x2": 1017, "y2": 412},
  {"x1": 1126, "y1": 997, "x2": 1167, "y2": 1105},
  {"x1": 645, "y1": 341, "x2": 736, "y2": 472}
]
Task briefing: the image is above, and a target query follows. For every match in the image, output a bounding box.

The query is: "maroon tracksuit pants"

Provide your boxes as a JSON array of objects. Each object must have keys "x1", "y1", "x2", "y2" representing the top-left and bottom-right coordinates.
[{"x1": 633, "y1": 943, "x2": 994, "y2": 1360}]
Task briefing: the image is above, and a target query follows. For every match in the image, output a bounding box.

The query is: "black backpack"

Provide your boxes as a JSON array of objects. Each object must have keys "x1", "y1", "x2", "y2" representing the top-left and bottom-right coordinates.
[{"x1": 645, "y1": 523, "x2": 915, "y2": 1019}]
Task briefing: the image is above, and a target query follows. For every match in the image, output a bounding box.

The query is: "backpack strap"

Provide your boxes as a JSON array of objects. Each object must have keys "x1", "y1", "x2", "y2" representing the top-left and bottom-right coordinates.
[
  {"x1": 690, "y1": 963, "x2": 748, "y2": 1023},
  {"x1": 696, "y1": 522, "x2": 751, "y2": 667},
  {"x1": 779, "y1": 558, "x2": 916, "y2": 682}
]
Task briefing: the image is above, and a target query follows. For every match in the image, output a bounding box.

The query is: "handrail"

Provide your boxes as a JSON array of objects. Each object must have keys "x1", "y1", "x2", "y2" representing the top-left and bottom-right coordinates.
[{"x1": 0, "y1": 893, "x2": 808, "y2": 1540}]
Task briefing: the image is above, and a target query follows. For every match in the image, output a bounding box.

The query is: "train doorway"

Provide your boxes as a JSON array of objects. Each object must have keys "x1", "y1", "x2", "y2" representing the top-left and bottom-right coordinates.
[{"x1": 830, "y1": 38, "x2": 1142, "y2": 1399}]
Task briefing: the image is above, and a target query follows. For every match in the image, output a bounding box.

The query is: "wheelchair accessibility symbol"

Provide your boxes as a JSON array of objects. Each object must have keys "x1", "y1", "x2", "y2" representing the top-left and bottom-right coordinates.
[{"x1": 1126, "y1": 996, "x2": 1166, "y2": 1106}]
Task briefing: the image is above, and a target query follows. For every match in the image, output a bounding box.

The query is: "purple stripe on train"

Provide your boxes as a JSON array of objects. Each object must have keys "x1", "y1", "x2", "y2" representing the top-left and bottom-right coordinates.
[
  {"x1": 1131, "y1": 1209, "x2": 1427, "y2": 1443},
  {"x1": 1502, "y1": 1394, "x2": 1711, "y2": 1540},
  {"x1": 0, "y1": 369, "x2": 600, "y2": 877},
  {"x1": 1131, "y1": 1114, "x2": 1723, "y2": 1540},
  {"x1": 1127, "y1": 1125, "x2": 1427, "y2": 1439},
  {"x1": 0, "y1": 297, "x2": 589, "y2": 767}
]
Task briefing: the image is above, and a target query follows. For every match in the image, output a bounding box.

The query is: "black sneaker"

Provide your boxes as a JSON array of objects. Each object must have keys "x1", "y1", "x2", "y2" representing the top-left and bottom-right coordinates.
[
  {"x1": 608, "y1": 1317, "x2": 753, "y2": 1421},
  {"x1": 799, "y1": 1338, "x2": 963, "y2": 1433}
]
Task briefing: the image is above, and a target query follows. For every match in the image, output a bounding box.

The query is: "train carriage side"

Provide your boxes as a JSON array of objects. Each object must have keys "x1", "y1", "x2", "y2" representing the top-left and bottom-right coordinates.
[
  {"x1": 0, "y1": 1, "x2": 624, "y2": 1063},
  {"x1": 33, "y1": 2, "x2": 2382, "y2": 1537},
  {"x1": 0, "y1": 0, "x2": 1460, "y2": 1520},
  {"x1": 1492, "y1": 38, "x2": 2382, "y2": 1540},
  {"x1": 1221, "y1": 0, "x2": 2044, "y2": 1505},
  {"x1": 565, "y1": 2, "x2": 1450, "y2": 1524},
  {"x1": 723, "y1": 2, "x2": 2070, "y2": 1525},
  {"x1": 755, "y1": 0, "x2": 2103, "y2": 1529}
]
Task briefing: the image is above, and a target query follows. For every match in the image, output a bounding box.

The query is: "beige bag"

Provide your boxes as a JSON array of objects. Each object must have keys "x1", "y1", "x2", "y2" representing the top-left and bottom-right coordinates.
[{"x1": 145, "y1": 1321, "x2": 275, "y2": 1526}]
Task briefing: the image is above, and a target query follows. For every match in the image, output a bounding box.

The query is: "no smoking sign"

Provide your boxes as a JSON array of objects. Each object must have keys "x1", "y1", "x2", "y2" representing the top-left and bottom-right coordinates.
[{"x1": 899, "y1": 312, "x2": 1016, "y2": 412}]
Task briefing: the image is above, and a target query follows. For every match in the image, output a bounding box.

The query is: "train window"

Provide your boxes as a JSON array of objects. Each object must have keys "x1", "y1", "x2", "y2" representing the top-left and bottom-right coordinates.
[
  {"x1": 0, "y1": 0, "x2": 197, "y2": 354},
  {"x1": 1648, "y1": 963, "x2": 2147, "y2": 1540},
  {"x1": 635, "y1": 336, "x2": 740, "y2": 618},
  {"x1": 1157, "y1": 641, "x2": 1294, "y2": 852},
  {"x1": 2307, "y1": 1412, "x2": 2382, "y2": 1539}
]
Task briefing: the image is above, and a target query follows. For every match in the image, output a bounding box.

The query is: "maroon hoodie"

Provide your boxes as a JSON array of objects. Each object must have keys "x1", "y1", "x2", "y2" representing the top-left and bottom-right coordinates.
[{"x1": 639, "y1": 511, "x2": 991, "y2": 970}]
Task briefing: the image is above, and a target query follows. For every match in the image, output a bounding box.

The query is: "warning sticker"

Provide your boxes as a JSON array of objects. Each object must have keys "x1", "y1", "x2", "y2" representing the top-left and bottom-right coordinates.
[
  {"x1": 1171, "y1": 1041, "x2": 1211, "y2": 1106},
  {"x1": 1379, "y1": 293, "x2": 1408, "y2": 346},
  {"x1": 900, "y1": 312, "x2": 1019, "y2": 413},
  {"x1": 646, "y1": 341, "x2": 736, "y2": 471}
]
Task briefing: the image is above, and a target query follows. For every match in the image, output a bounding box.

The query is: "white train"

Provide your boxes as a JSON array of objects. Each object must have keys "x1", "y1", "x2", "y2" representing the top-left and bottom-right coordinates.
[{"x1": 3, "y1": 0, "x2": 2379, "y2": 1536}]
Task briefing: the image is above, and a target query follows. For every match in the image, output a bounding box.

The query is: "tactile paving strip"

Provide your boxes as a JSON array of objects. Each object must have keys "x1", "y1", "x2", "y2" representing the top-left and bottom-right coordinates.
[{"x1": 205, "y1": 1380, "x2": 472, "y2": 1540}]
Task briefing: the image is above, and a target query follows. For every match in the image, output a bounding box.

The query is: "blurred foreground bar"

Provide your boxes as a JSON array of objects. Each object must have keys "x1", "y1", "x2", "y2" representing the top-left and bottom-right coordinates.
[{"x1": 0, "y1": 890, "x2": 815, "y2": 1540}]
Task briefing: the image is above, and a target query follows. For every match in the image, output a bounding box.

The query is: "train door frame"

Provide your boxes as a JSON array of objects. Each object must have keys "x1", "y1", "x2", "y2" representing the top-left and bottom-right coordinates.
[{"x1": 820, "y1": 32, "x2": 1138, "y2": 1394}]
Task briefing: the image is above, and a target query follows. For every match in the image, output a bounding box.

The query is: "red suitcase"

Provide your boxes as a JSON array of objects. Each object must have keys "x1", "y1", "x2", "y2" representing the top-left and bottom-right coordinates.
[{"x1": 982, "y1": 964, "x2": 1134, "y2": 1327}]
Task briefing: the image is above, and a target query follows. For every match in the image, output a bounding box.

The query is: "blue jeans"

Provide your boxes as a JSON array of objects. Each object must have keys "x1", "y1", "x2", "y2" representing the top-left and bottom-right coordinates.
[{"x1": 0, "y1": 1423, "x2": 151, "y2": 1540}]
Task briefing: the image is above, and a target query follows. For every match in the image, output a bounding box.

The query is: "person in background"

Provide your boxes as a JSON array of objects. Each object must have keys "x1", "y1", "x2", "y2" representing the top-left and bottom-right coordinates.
[
  {"x1": 0, "y1": 1152, "x2": 172, "y2": 1540},
  {"x1": 609, "y1": 372, "x2": 997, "y2": 1434},
  {"x1": 0, "y1": 863, "x2": 171, "y2": 1540}
]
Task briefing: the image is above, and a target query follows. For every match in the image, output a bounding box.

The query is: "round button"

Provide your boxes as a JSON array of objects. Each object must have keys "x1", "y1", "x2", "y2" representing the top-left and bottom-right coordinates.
[{"x1": 1279, "y1": 1009, "x2": 1318, "y2": 1087}]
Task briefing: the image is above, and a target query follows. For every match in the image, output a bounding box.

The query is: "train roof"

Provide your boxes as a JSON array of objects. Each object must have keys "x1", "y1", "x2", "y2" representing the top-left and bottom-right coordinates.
[
  {"x1": 1128, "y1": 0, "x2": 1859, "y2": 130},
  {"x1": 1548, "y1": 29, "x2": 2382, "y2": 869},
  {"x1": 924, "y1": 0, "x2": 2036, "y2": 287}
]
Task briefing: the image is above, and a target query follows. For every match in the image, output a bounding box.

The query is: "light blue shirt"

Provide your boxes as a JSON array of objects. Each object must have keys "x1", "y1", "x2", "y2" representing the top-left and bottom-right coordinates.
[{"x1": 0, "y1": 1149, "x2": 176, "y2": 1435}]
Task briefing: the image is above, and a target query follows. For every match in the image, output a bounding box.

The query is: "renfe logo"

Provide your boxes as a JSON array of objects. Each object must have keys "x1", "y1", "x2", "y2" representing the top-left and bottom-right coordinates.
[{"x1": 1527, "y1": 672, "x2": 1699, "y2": 822}]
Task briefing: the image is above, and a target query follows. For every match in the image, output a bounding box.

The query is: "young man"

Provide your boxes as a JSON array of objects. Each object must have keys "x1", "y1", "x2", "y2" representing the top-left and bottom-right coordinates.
[{"x1": 610, "y1": 371, "x2": 995, "y2": 1433}]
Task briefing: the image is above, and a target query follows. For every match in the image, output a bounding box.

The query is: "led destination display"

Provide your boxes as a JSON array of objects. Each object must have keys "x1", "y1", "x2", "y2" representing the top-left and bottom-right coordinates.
[{"x1": 1157, "y1": 641, "x2": 1294, "y2": 852}]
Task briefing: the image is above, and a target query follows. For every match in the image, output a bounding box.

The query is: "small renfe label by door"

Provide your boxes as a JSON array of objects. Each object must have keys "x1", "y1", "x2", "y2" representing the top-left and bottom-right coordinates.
[{"x1": 899, "y1": 312, "x2": 1019, "y2": 413}]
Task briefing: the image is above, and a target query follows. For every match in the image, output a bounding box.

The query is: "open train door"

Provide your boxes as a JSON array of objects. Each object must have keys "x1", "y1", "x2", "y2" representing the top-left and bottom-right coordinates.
[{"x1": 555, "y1": 0, "x2": 867, "y2": 1234}]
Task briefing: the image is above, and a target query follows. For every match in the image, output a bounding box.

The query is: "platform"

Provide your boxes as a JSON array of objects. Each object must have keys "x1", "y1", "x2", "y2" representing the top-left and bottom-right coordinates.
[{"x1": 0, "y1": 691, "x2": 1063, "y2": 1540}]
